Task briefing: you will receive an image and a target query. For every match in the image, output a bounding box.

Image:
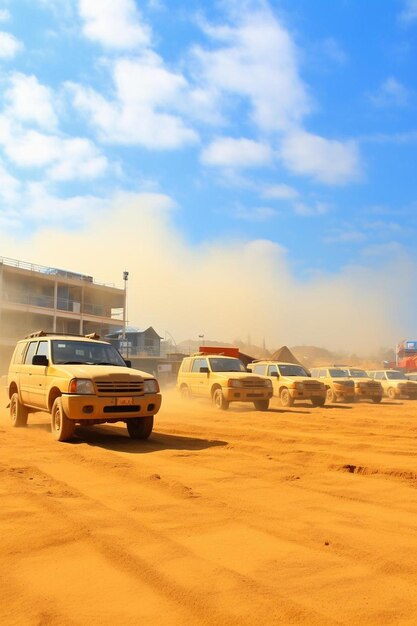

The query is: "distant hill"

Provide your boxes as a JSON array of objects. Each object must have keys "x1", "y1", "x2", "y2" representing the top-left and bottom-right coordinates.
[{"x1": 174, "y1": 339, "x2": 393, "y2": 369}]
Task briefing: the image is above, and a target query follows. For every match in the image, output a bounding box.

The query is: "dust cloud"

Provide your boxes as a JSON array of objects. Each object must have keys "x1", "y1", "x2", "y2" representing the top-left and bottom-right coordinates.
[{"x1": 1, "y1": 192, "x2": 413, "y2": 354}]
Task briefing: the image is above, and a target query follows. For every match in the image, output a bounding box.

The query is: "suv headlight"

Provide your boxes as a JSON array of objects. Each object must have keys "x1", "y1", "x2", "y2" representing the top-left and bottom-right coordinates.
[
  {"x1": 227, "y1": 379, "x2": 243, "y2": 388},
  {"x1": 293, "y1": 382, "x2": 304, "y2": 390},
  {"x1": 144, "y1": 379, "x2": 159, "y2": 394},
  {"x1": 69, "y1": 378, "x2": 95, "y2": 394}
]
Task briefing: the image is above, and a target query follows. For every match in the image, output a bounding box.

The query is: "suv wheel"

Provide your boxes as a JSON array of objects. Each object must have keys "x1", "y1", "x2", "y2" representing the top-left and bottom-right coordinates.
[
  {"x1": 51, "y1": 398, "x2": 75, "y2": 442},
  {"x1": 326, "y1": 388, "x2": 337, "y2": 403},
  {"x1": 126, "y1": 416, "x2": 153, "y2": 439},
  {"x1": 280, "y1": 388, "x2": 294, "y2": 407},
  {"x1": 10, "y1": 392, "x2": 28, "y2": 427},
  {"x1": 180, "y1": 385, "x2": 191, "y2": 400},
  {"x1": 387, "y1": 387, "x2": 396, "y2": 400},
  {"x1": 212, "y1": 388, "x2": 229, "y2": 410},
  {"x1": 311, "y1": 397, "x2": 325, "y2": 407},
  {"x1": 254, "y1": 399, "x2": 269, "y2": 411}
]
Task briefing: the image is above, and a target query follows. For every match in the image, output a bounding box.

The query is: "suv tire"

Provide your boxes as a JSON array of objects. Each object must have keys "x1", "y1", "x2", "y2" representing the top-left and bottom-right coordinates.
[
  {"x1": 254, "y1": 399, "x2": 269, "y2": 411},
  {"x1": 212, "y1": 388, "x2": 229, "y2": 410},
  {"x1": 326, "y1": 388, "x2": 337, "y2": 403},
  {"x1": 10, "y1": 392, "x2": 28, "y2": 427},
  {"x1": 126, "y1": 416, "x2": 153, "y2": 439},
  {"x1": 311, "y1": 397, "x2": 325, "y2": 407},
  {"x1": 51, "y1": 397, "x2": 75, "y2": 442},
  {"x1": 280, "y1": 388, "x2": 294, "y2": 407}
]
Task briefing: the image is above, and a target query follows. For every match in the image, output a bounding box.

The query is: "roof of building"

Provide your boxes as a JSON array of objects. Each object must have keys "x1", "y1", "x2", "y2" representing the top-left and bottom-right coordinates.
[
  {"x1": 106, "y1": 326, "x2": 163, "y2": 338},
  {"x1": 269, "y1": 346, "x2": 304, "y2": 366}
]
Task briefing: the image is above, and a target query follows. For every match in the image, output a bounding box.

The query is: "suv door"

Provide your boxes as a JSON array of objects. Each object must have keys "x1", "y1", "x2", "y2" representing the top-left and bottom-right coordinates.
[
  {"x1": 19, "y1": 341, "x2": 38, "y2": 405},
  {"x1": 29, "y1": 340, "x2": 50, "y2": 409},
  {"x1": 190, "y1": 358, "x2": 209, "y2": 396}
]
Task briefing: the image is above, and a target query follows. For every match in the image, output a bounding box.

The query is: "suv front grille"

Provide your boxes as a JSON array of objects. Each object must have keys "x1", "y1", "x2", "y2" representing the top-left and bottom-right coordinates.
[
  {"x1": 95, "y1": 381, "x2": 144, "y2": 395},
  {"x1": 241, "y1": 378, "x2": 268, "y2": 388},
  {"x1": 303, "y1": 381, "x2": 322, "y2": 391}
]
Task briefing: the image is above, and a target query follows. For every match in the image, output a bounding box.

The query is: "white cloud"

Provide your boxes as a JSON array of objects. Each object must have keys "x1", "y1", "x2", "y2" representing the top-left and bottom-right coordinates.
[
  {"x1": 20, "y1": 183, "x2": 109, "y2": 222},
  {"x1": 369, "y1": 77, "x2": 409, "y2": 107},
  {"x1": 201, "y1": 137, "x2": 273, "y2": 168},
  {"x1": 5, "y1": 73, "x2": 58, "y2": 129},
  {"x1": 362, "y1": 241, "x2": 405, "y2": 257},
  {"x1": 280, "y1": 130, "x2": 360, "y2": 185},
  {"x1": 399, "y1": 0, "x2": 417, "y2": 21},
  {"x1": 233, "y1": 205, "x2": 279, "y2": 221},
  {"x1": 193, "y1": 9, "x2": 310, "y2": 132},
  {"x1": 262, "y1": 184, "x2": 299, "y2": 200},
  {"x1": 324, "y1": 230, "x2": 366, "y2": 244},
  {"x1": 0, "y1": 10, "x2": 10, "y2": 22},
  {"x1": 68, "y1": 54, "x2": 198, "y2": 149},
  {"x1": 319, "y1": 38, "x2": 347, "y2": 65},
  {"x1": 0, "y1": 161, "x2": 20, "y2": 203},
  {"x1": 0, "y1": 32, "x2": 22, "y2": 58},
  {"x1": 77, "y1": 0, "x2": 150, "y2": 49},
  {"x1": 0, "y1": 117, "x2": 108, "y2": 181},
  {"x1": 293, "y1": 201, "x2": 330, "y2": 217}
]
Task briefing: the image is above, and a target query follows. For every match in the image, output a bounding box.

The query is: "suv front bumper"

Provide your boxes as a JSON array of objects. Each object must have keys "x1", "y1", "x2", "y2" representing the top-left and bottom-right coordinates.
[
  {"x1": 62, "y1": 393, "x2": 162, "y2": 421},
  {"x1": 224, "y1": 388, "x2": 273, "y2": 403}
]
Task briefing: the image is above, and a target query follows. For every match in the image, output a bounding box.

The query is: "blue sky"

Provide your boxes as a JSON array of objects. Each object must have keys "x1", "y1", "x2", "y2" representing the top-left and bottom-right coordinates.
[{"x1": 0, "y1": 0, "x2": 416, "y2": 351}]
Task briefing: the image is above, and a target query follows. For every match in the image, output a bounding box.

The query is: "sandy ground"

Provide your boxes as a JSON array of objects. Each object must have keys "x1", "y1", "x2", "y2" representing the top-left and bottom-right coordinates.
[{"x1": 1, "y1": 388, "x2": 417, "y2": 625}]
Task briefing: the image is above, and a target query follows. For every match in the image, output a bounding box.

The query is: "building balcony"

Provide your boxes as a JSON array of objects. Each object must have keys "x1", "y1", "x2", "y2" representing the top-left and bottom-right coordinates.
[{"x1": 1, "y1": 291, "x2": 122, "y2": 320}]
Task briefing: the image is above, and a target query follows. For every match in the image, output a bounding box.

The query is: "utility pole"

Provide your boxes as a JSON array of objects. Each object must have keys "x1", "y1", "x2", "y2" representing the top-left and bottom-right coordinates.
[{"x1": 122, "y1": 271, "x2": 129, "y2": 357}]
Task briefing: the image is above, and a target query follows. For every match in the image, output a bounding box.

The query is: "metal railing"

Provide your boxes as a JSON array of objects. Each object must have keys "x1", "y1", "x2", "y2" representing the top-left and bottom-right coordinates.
[
  {"x1": 1, "y1": 291, "x2": 121, "y2": 319},
  {"x1": 0, "y1": 255, "x2": 117, "y2": 288}
]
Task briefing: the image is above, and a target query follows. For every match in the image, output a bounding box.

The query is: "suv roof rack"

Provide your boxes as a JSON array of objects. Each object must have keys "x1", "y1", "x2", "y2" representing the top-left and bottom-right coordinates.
[{"x1": 25, "y1": 330, "x2": 101, "y2": 340}]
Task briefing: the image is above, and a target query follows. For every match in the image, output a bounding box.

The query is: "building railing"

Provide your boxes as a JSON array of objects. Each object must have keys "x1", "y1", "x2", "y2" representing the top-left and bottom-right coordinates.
[
  {"x1": 1, "y1": 291, "x2": 122, "y2": 319},
  {"x1": 0, "y1": 255, "x2": 117, "y2": 288}
]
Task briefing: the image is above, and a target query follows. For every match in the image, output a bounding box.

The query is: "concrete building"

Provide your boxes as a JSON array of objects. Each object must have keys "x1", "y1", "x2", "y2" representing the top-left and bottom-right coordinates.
[
  {"x1": 106, "y1": 326, "x2": 162, "y2": 358},
  {"x1": 0, "y1": 256, "x2": 125, "y2": 370}
]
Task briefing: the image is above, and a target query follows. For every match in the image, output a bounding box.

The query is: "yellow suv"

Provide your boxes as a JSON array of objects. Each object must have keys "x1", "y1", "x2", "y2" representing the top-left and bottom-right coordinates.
[
  {"x1": 7, "y1": 331, "x2": 161, "y2": 442},
  {"x1": 177, "y1": 353, "x2": 273, "y2": 410},
  {"x1": 339, "y1": 367, "x2": 383, "y2": 403},
  {"x1": 247, "y1": 361, "x2": 326, "y2": 407},
  {"x1": 310, "y1": 367, "x2": 355, "y2": 403},
  {"x1": 367, "y1": 370, "x2": 417, "y2": 399}
]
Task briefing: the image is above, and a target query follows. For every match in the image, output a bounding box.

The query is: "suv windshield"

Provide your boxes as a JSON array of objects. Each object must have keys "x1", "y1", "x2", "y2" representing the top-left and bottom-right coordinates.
[
  {"x1": 208, "y1": 357, "x2": 246, "y2": 372},
  {"x1": 329, "y1": 369, "x2": 347, "y2": 378},
  {"x1": 386, "y1": 371, "x2": 407, "y2": 380},
  {"x1": 347, "y1": 369, "x2": 368, "y2": 378},
  {"x1": 51, "y1": 340, "x2": 126, "y2": 366},
  {"x1": 278, "y1": 364, "x2": 309, "y2": 377}
]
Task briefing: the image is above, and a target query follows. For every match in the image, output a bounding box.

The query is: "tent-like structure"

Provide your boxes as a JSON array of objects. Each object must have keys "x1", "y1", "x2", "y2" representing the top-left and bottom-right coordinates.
[{"x1": 269, "y1": 345, "x2": 305, "y2": 367}]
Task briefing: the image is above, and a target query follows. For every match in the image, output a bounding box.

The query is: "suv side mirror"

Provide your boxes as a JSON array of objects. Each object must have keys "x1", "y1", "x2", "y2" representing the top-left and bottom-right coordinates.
[
  {"x1": 270, "y1": 371, "x2": 278, "y2": 377},
  {"x1": 200, "y1": 366, "x2": 209, "y2": 374},
  {"x1": 32, "y1": 354, "x2": 48, "y2": 366},
  {"x1": 124, "y1": 359, "x2": 132, "y2": 368}
]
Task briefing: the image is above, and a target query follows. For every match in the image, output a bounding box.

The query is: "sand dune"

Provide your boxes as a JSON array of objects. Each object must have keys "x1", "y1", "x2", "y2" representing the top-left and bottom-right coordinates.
[{"x1": 1, "y1": 389, "x2": 417, "y2": 625}]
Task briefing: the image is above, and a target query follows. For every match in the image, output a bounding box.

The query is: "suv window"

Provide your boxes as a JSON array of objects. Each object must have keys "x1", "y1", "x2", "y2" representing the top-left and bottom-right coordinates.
[
  {"x1": 181, "y1": 358, "x2": 192, "y2": 373},
  {"x1": 253, "y1": 364, "x2": 266, "y2": 375},
  {"x1": 267, "y1": 365, "x2": 277, "y2": 376},
  {"x1": 24, "y1": 341, "x2": 38, "y2": 365},
  {"x1": 13, "y1": 342, "x2": 27, "y2": 364},
  {"x1": 319, "y1": 369, "x2": 327, "y2": 377},
  {"x1": 192, "y1": 358, "x2": 208, "y2": 372},
  {"x1": 375, "y1": 372, "x2": 385, "y2": 380},
  {"x1": 37, "y1": 341, "x2": 49, "y2": 358}
]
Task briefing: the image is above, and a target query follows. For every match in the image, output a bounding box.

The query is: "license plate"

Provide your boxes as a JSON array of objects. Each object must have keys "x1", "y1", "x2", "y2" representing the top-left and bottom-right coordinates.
[{"x1": 116, "y1": 397, "x2": 134, "y2": 406}]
